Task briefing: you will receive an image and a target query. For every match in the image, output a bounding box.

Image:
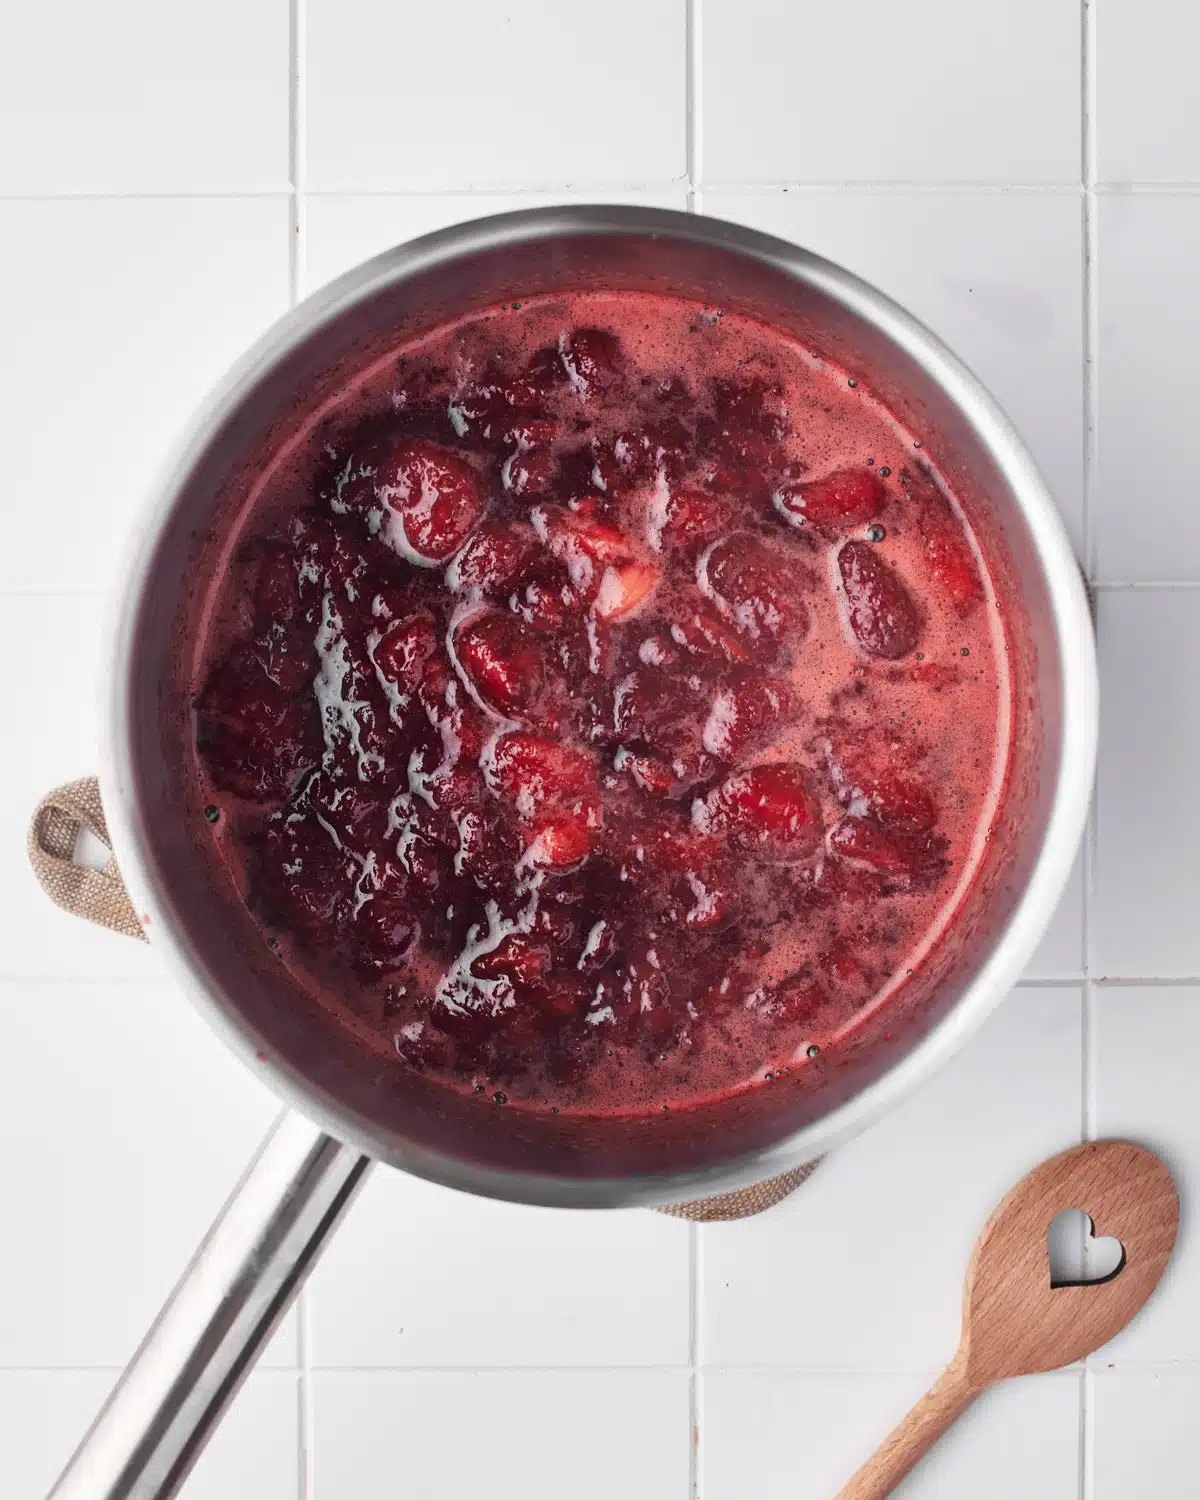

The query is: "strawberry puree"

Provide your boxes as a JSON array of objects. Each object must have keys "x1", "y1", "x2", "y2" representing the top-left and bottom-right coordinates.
[{"x1": 190, "y1": 292, "x2": 1012, "y2": 1115}]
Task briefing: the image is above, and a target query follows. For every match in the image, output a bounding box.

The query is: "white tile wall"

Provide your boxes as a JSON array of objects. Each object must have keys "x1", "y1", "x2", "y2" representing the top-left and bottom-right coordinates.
[
  {"x1": 700, "y1": 988, "x2": 1083, "y2": 1370},
  {"x1": 1094, "y1": 592, "x2": 1200, "y2": 977},
  {"x1": 3, "y1": 0, "x2": 1195, "y2": 1496},
  {"x1": 702, "y1": 1370, "x2": 1082, "y2": 1498},
  {"x1": 1093, "y1": 195, "x2": 1200, "y2": 582},
  {"x1": 311, "y1": 1371, "x2": 690, "y2": 1500},
  {"x1": 305, "y1": 0, "x2": 687, "y2": 191},
  {"x1": 1095, "y1": 2, "x2": 1200, "y2": 186},
  {"x1": 700, "y1": 0, "x2": 1082, "y2": 184}
]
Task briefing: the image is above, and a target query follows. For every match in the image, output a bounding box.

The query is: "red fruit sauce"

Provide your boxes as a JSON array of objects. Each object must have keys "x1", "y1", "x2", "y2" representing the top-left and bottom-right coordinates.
[{"x1": 191, "y1": 292, "x2": 1012, "y2": 1116}]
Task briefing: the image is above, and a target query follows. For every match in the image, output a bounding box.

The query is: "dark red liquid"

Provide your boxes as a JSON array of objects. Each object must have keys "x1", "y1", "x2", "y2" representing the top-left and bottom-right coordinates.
[{"x1": 191, "y1": 293, "x2": 1012, "y2": 1115}]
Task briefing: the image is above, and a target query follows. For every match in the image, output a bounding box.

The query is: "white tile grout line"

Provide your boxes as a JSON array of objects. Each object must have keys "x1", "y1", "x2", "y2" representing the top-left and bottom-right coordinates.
[
  {"x1": 689, "y1": 1221, "x2": 701, "y2": 1500},
  {"x1": 1081, "y1": 5, "x2": 1098, "y2": 1499},
  {"x1": 12, "y1": 181, "x2": 1200, "y2": 202},
  {"x1": 288, "y1": 0, "x2": 306, "y2": 307},
  {"x1": 686, "y1": 0, "x2": 701, "y2": 214}
]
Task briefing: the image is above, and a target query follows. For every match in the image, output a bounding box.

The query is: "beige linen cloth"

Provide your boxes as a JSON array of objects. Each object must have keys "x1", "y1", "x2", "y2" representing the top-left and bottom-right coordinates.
[{"x1": 28, "y1": 777, "x2": 818, "y2": 1220}]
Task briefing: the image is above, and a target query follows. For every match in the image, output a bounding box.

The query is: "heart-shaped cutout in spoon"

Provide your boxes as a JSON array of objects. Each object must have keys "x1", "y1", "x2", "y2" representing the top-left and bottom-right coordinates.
[
  {"x1": 1047, "y1": 1205, "x2": 1125, "y2": 1287},
  {"x1": 834, "y1": 1140, "x2": 1178, "y2": 1499}
]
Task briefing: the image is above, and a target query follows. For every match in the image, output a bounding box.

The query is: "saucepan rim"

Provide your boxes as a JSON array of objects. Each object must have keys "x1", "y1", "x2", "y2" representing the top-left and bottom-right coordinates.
[{"x1": 99, "y1": 204, "x2": 1097, "y2": 1207}]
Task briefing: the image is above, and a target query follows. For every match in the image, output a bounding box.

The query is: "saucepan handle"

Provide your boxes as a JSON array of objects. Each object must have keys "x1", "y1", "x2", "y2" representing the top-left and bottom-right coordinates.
[{"x1": 47, "y1": 1109, "x2": 372, "y2": 1500}]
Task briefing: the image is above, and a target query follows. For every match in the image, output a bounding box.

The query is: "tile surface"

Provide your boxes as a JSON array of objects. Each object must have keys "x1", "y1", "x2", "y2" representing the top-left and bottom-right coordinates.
[
  {"x1": 1093, "y1": 1371, "x2": 1200, "y2": 1499},
  {"x1": 0, "y1": 594, "x2": 168, "y2": 980},
  {"x1": 1093, "y1": 986, "x2": 1200, "y2": 1363},
  {"x1": 0, "y1": 979, "x2": 291, "y2": 1368},
  {"x1": 703, "y1": 190, "x2": 1085, "y2": 555},
  {"x1": 700, "y1": 988, "x2": 1083, "y2": 1369},
  {"x1": 1094, "y1": 591, "x2": 1200, "y2": 976},
  {"x1": 312, "y1": 1371, "x2": 690, "y2": 1500},
  {"x1": 702, "y1": 1370, "x2": 1081, "y2": 1498},
  {"x1": 1096, "y1": 2, "x2": 1200, "y2": 185},
  {"x1": 0, "y1": 198, "x2": 291, "y2": 596},
  {"x1": 4, "y1": 0, "x2": 1196, "y2": 1495},
  {"x1": 309, "y1": 1167, "x2": 689, "y2": 1368},
  {"x1": 0, "y1": 1370, "x2": 300, "y2": 1500},
  {"x1": 1094, "y1": 195, "x2": 1200, "y2": 581},
  {"x1": 701, "y1": 0, "x2": 1081, "y2": 184},
  {"x1": 0, "y1": 1, "x2": 288, "y2": 192},
  {"x1": 305, "y1": 0, "x2": 687, "y2": 190}
]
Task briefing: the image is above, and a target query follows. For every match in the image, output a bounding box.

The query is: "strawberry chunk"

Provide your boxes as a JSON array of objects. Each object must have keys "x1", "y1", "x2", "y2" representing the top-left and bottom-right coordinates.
[
  {"x1": 594, "y1": 561, "x2": 661, "y2": 621},
  {"x1": 471, "y1": 933, "x2": 553, "y2": 986},
  {"x1": 647, "y1": 487, "x2": 731, "y2": 559},
  {"x1": 693, "y1": 763, "x2": 823, "y2": 860},
  {"x1": 702, "y1": 675, "x2": 793, "y2": 762},
  {"x1": 376, "y1": 439, "x2": 485, "y2": 566},
  {"x1": 702, "y1": 533, "x2": 810, "y2": 648},
  {"x1": 837, "y1": 541, "x2": 920, "y2": 658},
  {"x1": 453, "y1": 609, "x2": 546, "y2": 720},
  {"x1": 525, "y1": 819, "x2": 591, "y2": 870},
  {"x1": 775, "y1": 466, "x2": 884, "y2": 529},
  {"x1": 484, "y1": 732, "x2": 597, "y2": 816},
  {"x1": 373, "y1": 613, "x2": 439, "y2": 693},
  {"x1": 903, "y1": 467, "x2": 984, "y2": 614},
  {"x1": 447, "y1": 521, "x2": 537, "y2": 597},
  {"x1": 827, "y1": 813, "x2": 946, "y2": 878},
  {"x1": 532, "y1": 504, "x2": 636, "y2": 597},
  {"x1": 825, "y1": 730, "x2": 936, "y2": 835},
  {"x1": 560, "y1": 328, "x2": 622, "y2": 397}
]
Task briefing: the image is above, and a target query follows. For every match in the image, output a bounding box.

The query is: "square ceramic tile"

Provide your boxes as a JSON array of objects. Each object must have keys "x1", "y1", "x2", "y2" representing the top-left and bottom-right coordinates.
[
  {"x1": 0, "y1": 593, "x2": 170, "y2": 981},
  {"x1": 1094, "y1": 196, "x2": 1200, "y2": 582},
  {"x1": 702, "y1": 191, "x2": 1084, "y2": 556},
  {"x1": 1093, "y1": 1370, "x2": 1200, "y2": 1499},
  {"x1": 700, "y1": 987, "x2": 1082, "y2": 1368},
  {"x1": 1096, "y1": 3, "x2": 1200, "y2": 184},
  {"x1": 0, "y1": 979, "x2": 294, "y2": 1368},
  {"x1": 308, "y1": 1166, "x2": 688, "y2": 1367},
  {"x1": 0, "y1": 198, "x2": 290, "y2": 596},
  {"x1": 305, "y1": 0, "x2": 686, "y2": 190},
  {"x1": 1093, "y1": 591, "x2": 1200, "y2": 976},
  {"x1": 1024, "y1": 853, "x2": 1085, "y2": 981},
  {"x1": 0, "y1": 1, "x2": 288, "y2": 192},
  {"x1": 702, "y1": 1371, "x2": 1080, "y2": 1499},
  {"x1": 1093, "y1": 986, "x2": 1200, "y2": 1363},
  {"x1": 302, "y1": 187, "x2": 691, "y2": 295},
  {"x1": 312, "y1": 1371, "x2": 689, "y2": 1500},
  {"x1": 0, "y1": 1370, "x2": 299, "y2": 1500},
  {"x1": 700, "y1": 0, "x2": 1081, "y2": 184}
]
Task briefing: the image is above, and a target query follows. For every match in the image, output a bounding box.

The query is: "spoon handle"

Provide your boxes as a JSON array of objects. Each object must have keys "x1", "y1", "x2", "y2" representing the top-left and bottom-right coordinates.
[{"x1": 834, "y1": 1353, "x2": 981, "y2": 1499}]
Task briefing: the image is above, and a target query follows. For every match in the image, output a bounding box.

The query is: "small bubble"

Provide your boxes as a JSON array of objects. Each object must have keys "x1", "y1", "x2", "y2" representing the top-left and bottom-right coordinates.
[
  {"x1": 493, "y1": 1091, "x2": 508, "y2": 1106},
  {"x1": 204, "y1": 805, "x2": 220, "y2": 823},
  {"x1": 879, "y1": 466, "x2": 892, "y2": 478},
  {"x1": 764, "y1": 1071, "x2": 774, "y2": 1082},
  {"x1": 552, "y1": 1105, "x2": 560, "y2": 1114},
  {"x1": 915, "y1": 651, "x2": 925, "y2": 660},
  {"x1": 474, "y1": 1084, "x2": 485, "y2": 1095},
  {"x1": 866, "y1": 457, "x2": 875, "y2": 466},
  {"x1": 511, "y1": 302, "x2": 521, "y2": 310},
  {"x1": 661, "y1": 1103, "x2": 670, "y2": 1112},
  {"x1": 807, "y1": 1044, "x2": 821, "y2": 1059},
  {"x1": 848, "y1": 378, "x2": 858, "y2": 388},
  {"x1": 267, "y1": 936, "x2": 279, "y2": 950},
  {"x1": 913, "y1": 439, "x2": 922, "y2": 449},
  {"x1": 960, "y1": 647, "x2": 970, "y2": 657},
  {"x1": 867, "y1": 524, "x2": 886, "y2": 543}
]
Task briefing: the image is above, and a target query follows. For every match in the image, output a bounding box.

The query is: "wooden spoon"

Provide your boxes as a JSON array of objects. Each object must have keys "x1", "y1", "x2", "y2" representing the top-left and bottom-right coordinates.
[{"x1": 835, "y1": 1140, "x2": 1179, "y2": 1499}]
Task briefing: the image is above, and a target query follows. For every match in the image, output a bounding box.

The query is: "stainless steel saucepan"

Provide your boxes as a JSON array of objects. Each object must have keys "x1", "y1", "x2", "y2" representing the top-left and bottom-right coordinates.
[{"x1": 49, "y1": 206, "x2": 1096, "y2": 1498}]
